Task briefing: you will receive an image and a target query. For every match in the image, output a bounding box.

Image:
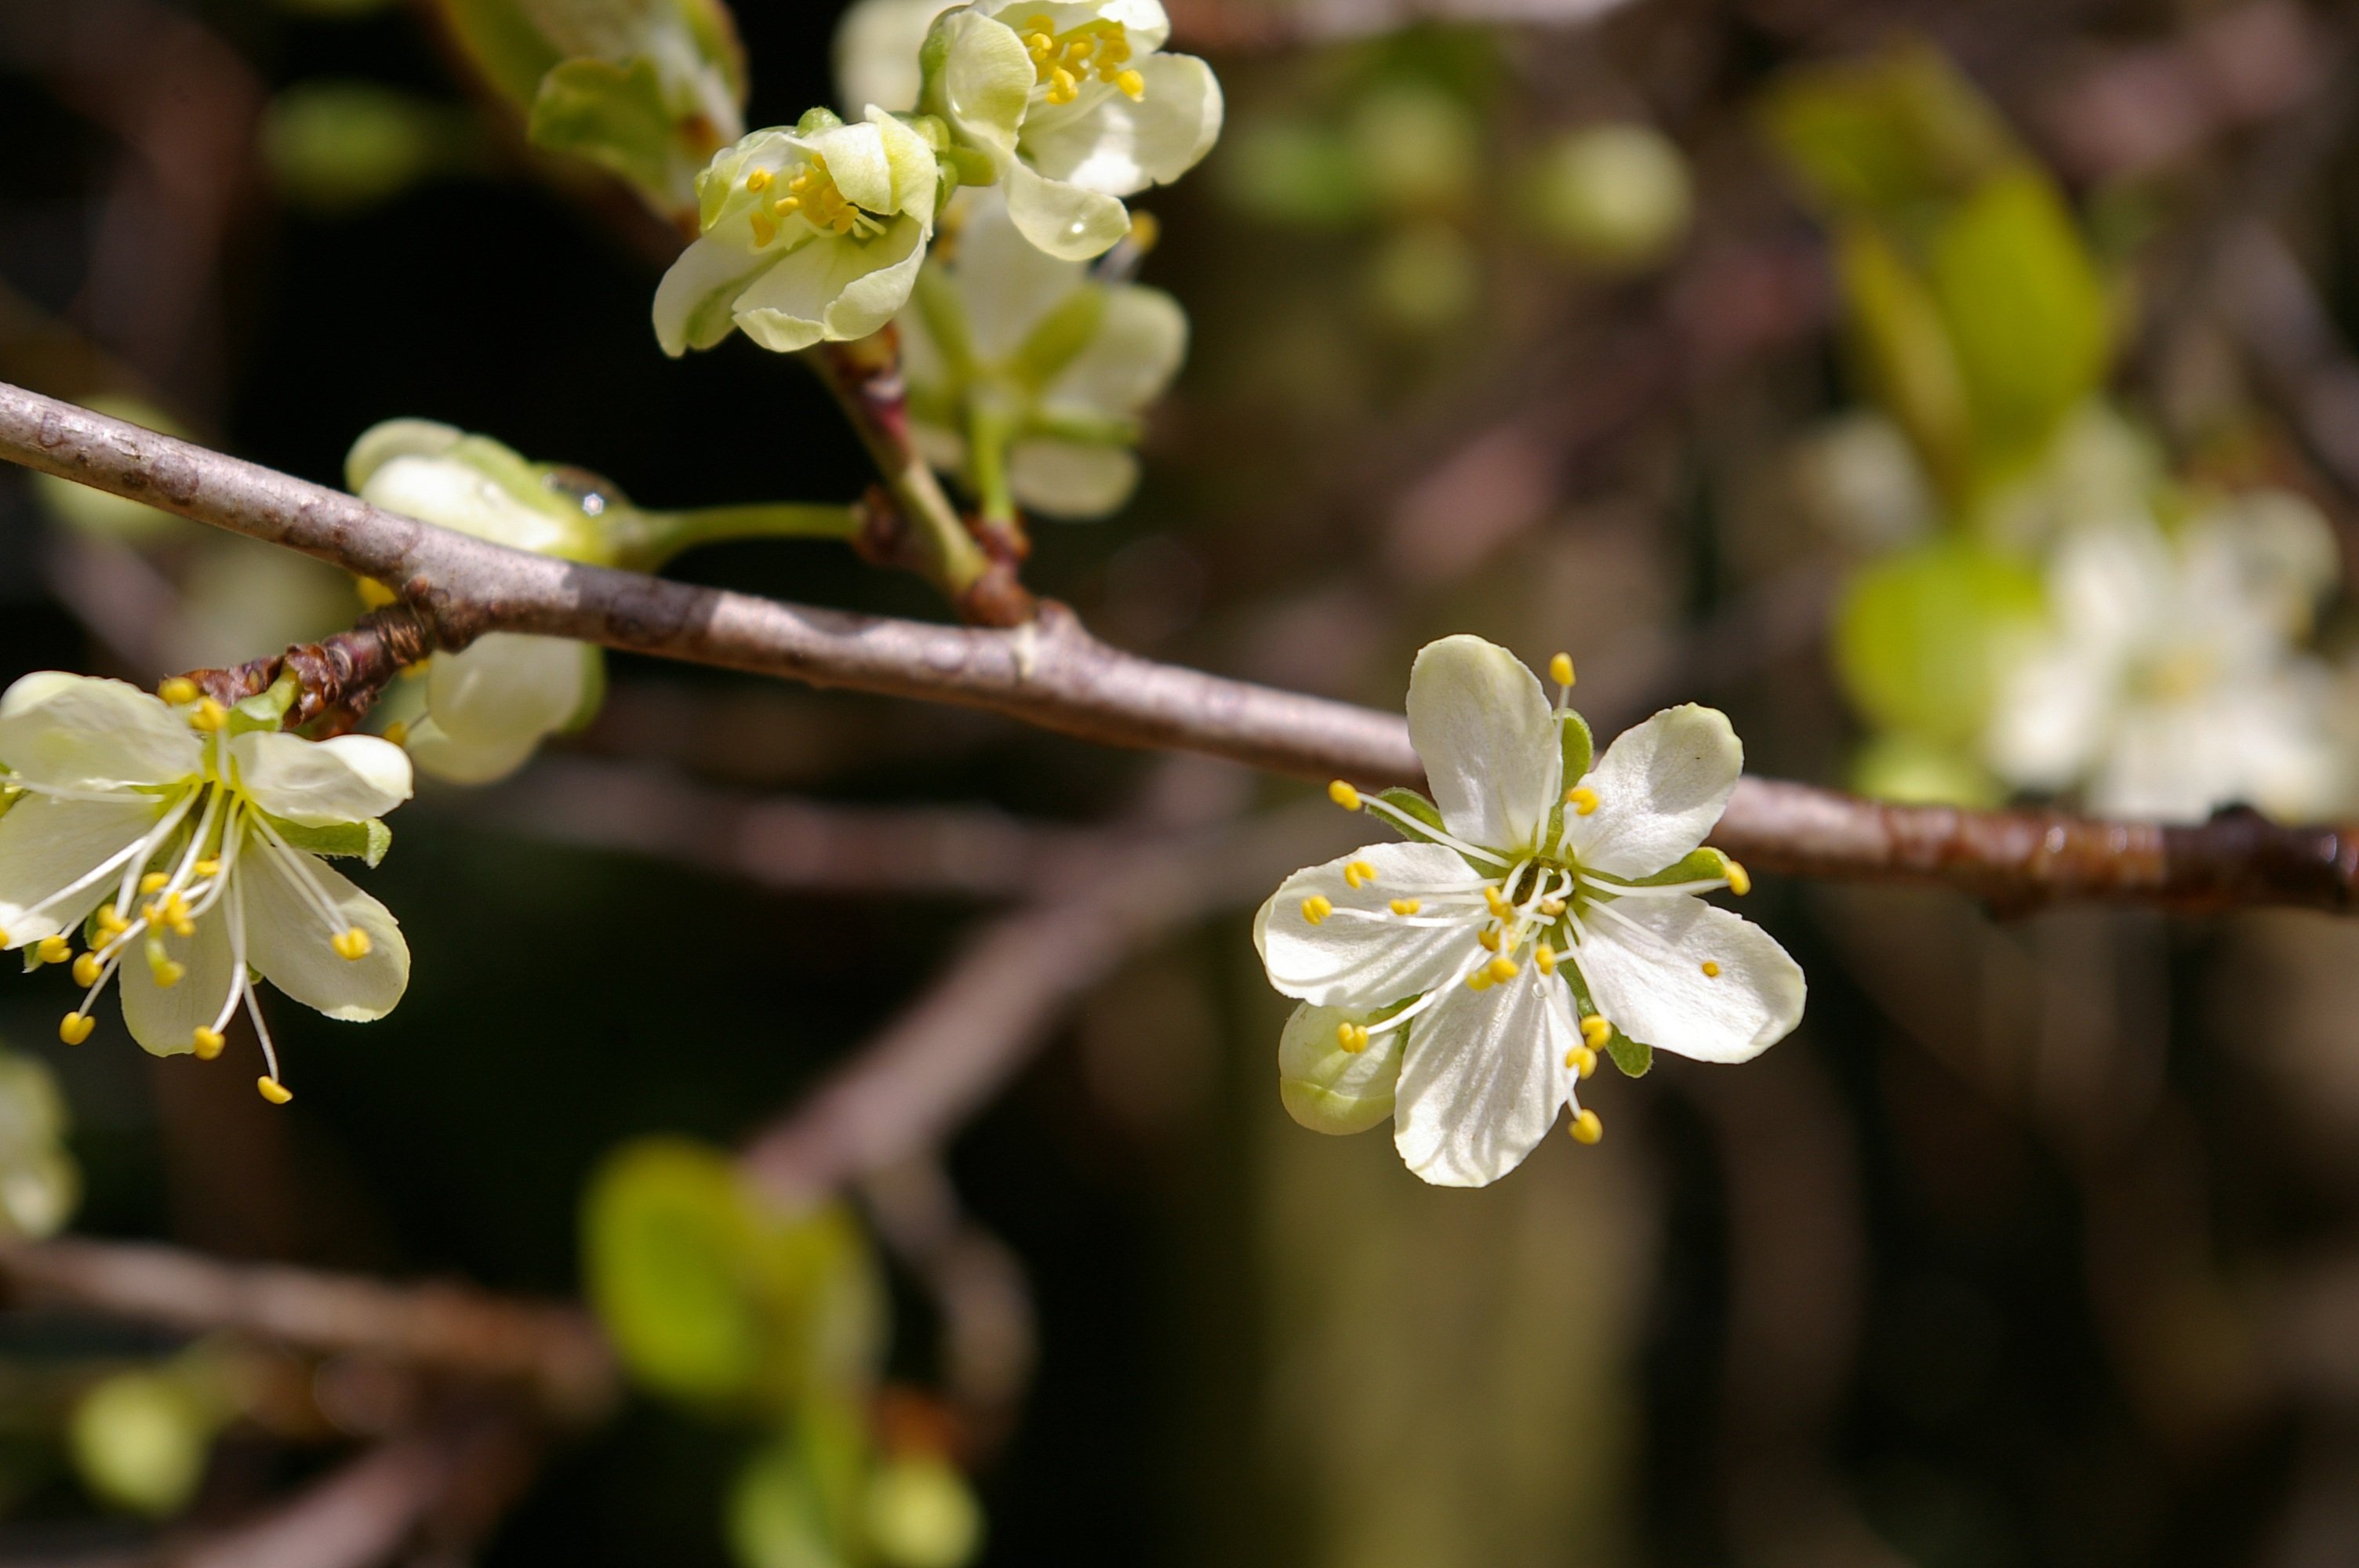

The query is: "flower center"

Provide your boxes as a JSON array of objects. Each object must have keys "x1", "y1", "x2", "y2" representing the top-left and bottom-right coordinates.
[
  {"x1": 1020, "y1": 15, "x2": 1145, "y2": 105},
  {"x1": 742, "y1": 155, "x2": 885, "y2": 246}
]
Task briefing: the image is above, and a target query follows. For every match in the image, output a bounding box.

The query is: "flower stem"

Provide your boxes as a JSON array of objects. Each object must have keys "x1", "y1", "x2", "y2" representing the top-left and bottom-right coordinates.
[
  {"x1": 968, "y1": 397, "x2": 1020, "y2": 528},
  {"x1": 611, "y1": 503, "x2": 862, "y2": 572}
]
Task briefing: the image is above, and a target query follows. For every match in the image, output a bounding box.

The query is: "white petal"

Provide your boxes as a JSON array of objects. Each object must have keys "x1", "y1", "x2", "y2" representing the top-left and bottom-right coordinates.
[
  {"x1": 0, "y1": 795, "x2": 166, "y2": 946},
  {"x1": 953, "y1": 187, "x2": 1089, "y2": 365},
  {"x1": 1017, "y1": 53, "x2": 1221, "y2": 194},
  {"x1": 1572, "y1": 895, "x2": 1803, "y2": 1065},
  {"x1": 834, "y1": 0, "x2": 958, "y2": 114},
  {"x1": 732, "y1": 220, "x2": 928, "y2": 352},
  {"x1": 652, "y1": 231, "x2": 771, "y2": 356},
  {"x1": 1041, "y1": 284, "x2": 1185, "y2": 416},
  {"x1": 1001, "y1": 158, "x2": 1131, "y2": 261},
  {"x1": 1405, "y1": 634, "x2": 1559, "y2": 854},
  {"x1": 1392, "y1": 971, "x2": 1578, "y2": 1188},
  {"x1": 932, "y1": 8, "x2": 1033, "y2": 158},
  {"x1": 1560, "y1": 704, "x2": 1743, "y2": 879},
  {"x1": 241, "y1": 844, "x2": 409, "y2": 1022},
  {"x1": 231, "y1": 732, "x2": 413, "y2": 828},
  {"x1": 426, "y1": 636, "x2": 590, "y2": 747},
  {"x1": 1985, "y1": 640, "x2": 2112, "y2": 791},
  {"x1": 0, "y1": 674, "x2": 201, "y2": 789},
  {"x1": 402, "y1": 717, "x2": 547, "y2": 786},
  {"x1": 358, "y1": 453, "x2": 581, "y2": 557},
  {"x1": 1254, "y1": 841, "x2": 1487, "y2": 1010},
  {"x1": 118, "y1": 907, "x2": 237, "y2": 1058},
  {"x1": 1277, "y1": 1001, "x2": 1405, "y2": 1135},
  {"x1": 1007, "y1": 441, "x2": 1138, "y2": 518}
]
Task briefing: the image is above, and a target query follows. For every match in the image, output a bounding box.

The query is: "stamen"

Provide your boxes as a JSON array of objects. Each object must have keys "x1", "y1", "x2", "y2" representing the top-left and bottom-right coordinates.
[
  {"x1": 189, "y1": 699, "x2": 227, "y2": 732},
  {"x1": 1568, "y1": 1109, "x2": 1603, "y2": 1145},
  {"x1": 35, "y1": 935, "x2": 70, "y2": 966},
  {"x1": 1484, "y1": 886, "x2": 1510, "y2": 918},
  {"x1": 382, "y1": 721, "x2": 409, "y2": 747},
  {"x1": 1114, "y1": 67, "x2": 1144, "y2": 98},
  {"x1": 332, "y1": 927, "x2": 373, "y2": 961},
  {"x1": 1580, "y1": 1014, "x2": 1612, "y2": 1049},
  {"x1": 745, "y1": 167, "x2": 772, "y2": 192},
  {"x1": 1336, "y1": 1022, "x2": 1370, "y2": 1053},
  {"x1": 71, "y1": 952, "x2": 104, "y2": 987},
  {"x1": 1533, "y1": 942, "x2": 1556, "y2": 975},
  {"x1": 1343, "y1": 860, "x2": 1376, "y2": 889},
  {"x1": 158, "y1": 677, "x2": 198, "y2": 706},
  {"x1": 256, "y1": 1077, "x2": 293, "y2": 1105},
  {"x1": 58, "y1": 1013, "x2": 93, "y2": 1045},
  {"x1": 1701, "y1": 960, "x2": 1721, "y2": 978},
  {"x1": 1725, "y1": 861, "x2": 1751, "y2": 896},
  {"x1": 1549, "y1": 652, "x2": 1576, "y2": 688},
  {"x1": 139, "y1": 872, "x2": 169, "y2": 895},
  {"x1": 1567, "y1": 1044, "x2": 1597, "y2": 1078},
  {"x1": 1539, "y1": 898, "x2": 1566, "y2": 916},
  {"x1": 1478, "y1": 927, "x2": 1501, "y2": 952},
  {"x1": 1485, "y1": 956, "x2": 1518, "y2": 982},
  {"x1": 194, "y1": 859, "x2": 220, "y2": 877},
  {"x1": 1388, "y1": 898, "x2": 1422, "y2": 916},
  {"x1": 1300, "y1": 895, "x2": 1333, "y2": 925},
  {"x1": 1566, "y1": 786, "x2": 1599, "y2": 816},
  {"x1": 1328, "y1": 780, "x2": 1361, "y2": 811},
  {"x1": 191, "y1": 1027, "x2": 226, "y2": 1060}
]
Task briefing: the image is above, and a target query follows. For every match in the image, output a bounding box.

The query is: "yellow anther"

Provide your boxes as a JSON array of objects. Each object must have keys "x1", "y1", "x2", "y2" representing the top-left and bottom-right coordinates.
[
  {"x1": 1569, "y1": 1044, "x2": 1597, "y2": 1079},
  {"x1": 256, "y1": 1076, "x2": 293, "y2": 1105},
  {"x1": 1569, "y1": 1109, "x2": 1603, "y2": 1144},
  {"x1": 1114, "y1": 67, "x2": 1145, "y2": 98},
  {"x1": 0, "y1": 925, "x2": 10, "y2": 949},
  {"x1": 1725, "y1": 860, "x2": 1751, "y2": 896},
  {"x1": 1300, "y1": 895, "x2": 1333, "y2": 926},
  {"x1": 1485, "y1": 956, "x2": 1518, "y2": 983},
  {"x1": 1388, "y1": 898, "x2": 1422, "y2": 916},
  {"x1": 1567, "y1": 786, "x2": 1599, "y2": 816},
  {"x1": 1539, "y1": 898, "x2": 1566, "y2": 916},
  {"x1": 382, "y1": 720, "x2": 409, "y2": 747},
  {"x1": 1127, "y1": 210, "x2": 1160, "y2": 252},
  {"x1": 152, "y1": 960, "x2": 185, "y2": 989},
  {"x1": 191, "y1": 1027, "x2": 226, "y2": 1060},
  {"x1": 1466, "y1": 968, "x2": 1494, "y2": 991},
  {"x1": 1702, "y1": 960, "x2": 1721, "y2": 978},
  {"x1": 1534, "y1": 942, "x2": 1556, "y2": 975},
  {"x1": 774, "y1": 197, "x2": 800, "y2": 216},
  {"x1": 750, "y1": 212, "x2": 778, "y2": 247},
  {"x1": 333, "y1": 927, "x2": 373, "y2": 960},
  {"x1": 190, "y1": 698, "x2": 227, "y2": 732},
  {"x1": 400, "y1": 658, "x2": 431, "y2": 681},
  {"x1": 71, "y1": 953, "x2": 104, "y2": 988},
  {"x1": 35, "y1": 935, "x2": 70, "y2": 965},
  {"x1": 194, "y1": 859, "x2": 220, "y2": 878},
  {"x1": 1328, "y1": 780, "x2": 1361, "y2": 811},
  {"x1": 1049, "y1": 66, "x2": 1079, "y2": 102},
  {"x1": 1580, "y1": 1014, "x2": 1612, "y2": 1048},
  {"x1": 1477, "y1": 927, "x2": 1502, "y2": 952},
  {"x1": 1026, "y1": 13, "x2": 1052, "y2": 28},
  {"x1": 355, "y1": 578, "x2": 398, "y2": 609},
  {"x1": 1549, "y1": 652, "x2": 1575, "y2": 687},
  {"x1": 1484, "y1": 886, "x2": 1510, "y2": 917},
  {"x1": 745, "y1": 167, "x2": 772, "y2": 192},
  {"x1": 162, "y1": 895, "x2": 194, "y2": 938},
  {"x1": 60, "y1": 1013, "x2": 96, "y2": 1045},
  {"x1": 1343, "y1": 860, "x2": 1377, "y2": 889},
  {"x1": 140, "y1": 872, "x2": 169, "y2": 895},
  {"x1": 96, "y1": 903, "x2": 125, "y2": 935},
  {"x1": 1066, "y1": 34, "x2": 1095, "y2": 60},
  {"x1": 158, "y1": 677, "x2": 199, "y2": 706},
  {"x1": 1335, "y1": 1022, "x2": 1370, "y2": 1054}
]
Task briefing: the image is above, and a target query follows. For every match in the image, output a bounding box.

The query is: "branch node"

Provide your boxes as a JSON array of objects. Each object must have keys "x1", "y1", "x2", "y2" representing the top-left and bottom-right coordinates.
[{"x1": 185, "y1": 604, "x2": 438, "y2": 731}]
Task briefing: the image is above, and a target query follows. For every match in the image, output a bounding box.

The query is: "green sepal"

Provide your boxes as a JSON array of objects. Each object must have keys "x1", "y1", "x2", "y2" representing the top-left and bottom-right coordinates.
[
  {"x1": 227, "y1": 675, "x2": 300, "y2": 736},
  {"x1": 264, "y1": 813, "x2": 392, "y2": 868},
  {"x1": 1556, "y1": 953, "x2": 1651, "y2": 1077},
  {"x1": 794, "y1": 105, "x2": 847, "y2": 136},
  {"x1": 943, "y1": 143, "x2": 998, "y2": 188},
  {"x1": 1374, "y1": 787, "x2": 1446, "y2": 846},
  {"x1": 895, "y1": 111, "x2": 952, "y2": 152},
  {"x1": 529, "y1": 56, "x2": 680, "y2": 206},
  {"x1": 1559, "y1": 709, "x2": 1594, "y2": 783},
  {"x1": 1020, "y1": 407, "x2": 1142, "y2": 447},
  {"x1": 1608, "y1": 847, "x2": 1733, "y2": 890}
]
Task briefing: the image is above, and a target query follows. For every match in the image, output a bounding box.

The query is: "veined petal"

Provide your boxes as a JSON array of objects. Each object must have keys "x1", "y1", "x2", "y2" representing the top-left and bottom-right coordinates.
[
  {"x1": 1041, "y1": 284, "x2": 1185, "y2": 416},
  {"x1": 1277, "y1": 1001, "x2": 1405, "y2": 1135},
  {"x1": 1002, "y1": 158, "x2": 1131, "y2": 260},
  {"x1": 1572, "y1": 895, "x2": 1803, "y2": 1065},
  {"x1": 0, "y1": 674, "x2": 201, "y2": 789},
  {"x1": 1020, "y1": 52, "x2": 1219, "y2": 194},
  {"x1": 1405, "y1": 635, "x2": 1560, "y2": 855},
  {"x1": 402, "y1": 717, "x2": 547, "y2": 786},
  {"x1": 653, "y1": 231, "x2": 772, "y2": 356},
  {"x1": 426, "y1": 636, "x2": 590, "y2": 747},
  {"x1": 1254, "y1": 841, "x2": 1487, "y2": 1010},
  {"x1": 231, "y1": 732, "x2": 413, "y2": 828},
  {"x1": 1007, "y1": 441, "x2": 1138, "y2": 518},
  {"x1": 732, "y1": 217, "x2": 928, "y2": 351},
  {"x1": 1393, "y1": 970, "x2": 1578, "y2": 1188},
  {"x1": 1560, "y1": 704, "x2": 1742, "y2": 879},
  {"x1": 118, "y1": 908, "x2": 236, "y2": 1058},
  {"x1": 0, "y1": 795, "x2": 167, "y2": 946},
  {"x1": 242, "y1": 842, "x2": 409, "y2": 1022},
  {"x1": 807, "y1": 114, "x2": 897, "y2": 213}
]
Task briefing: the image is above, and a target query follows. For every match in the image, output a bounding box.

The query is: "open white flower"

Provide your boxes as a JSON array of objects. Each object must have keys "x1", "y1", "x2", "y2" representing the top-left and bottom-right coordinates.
[
  {"x1": 1255, "y1": 636, "x2": 1805, "y2": 1188},
  {"x1": 900, "y1": 187, "x2": 1186, "y2": 519},
  {"x1": 347, "y1": 420, "x2": 609, "y2": 785},
  {"x1": 1986, "y1": 496, "x2": 2348, "y2": 822},
  {"x1": 655, "y1": 107, "x2": 944, "y2": 357},
  {"x1": 0, "y1": 673, "x2": 412, "y2": 1102},
  {"x1": 920, "y1": 0, "x2": 1220, "y2": 260}
]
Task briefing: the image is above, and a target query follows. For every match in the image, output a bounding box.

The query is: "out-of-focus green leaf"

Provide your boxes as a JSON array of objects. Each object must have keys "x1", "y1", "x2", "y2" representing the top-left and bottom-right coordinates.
[
  {"x1": 0, "y1": 1048, "x2": 76, "y2": 1240},
  {"x1": 263, "y1": 82, "x2": 477, "y2": 215},
  {"x1": 583, "y1": 1138, "x2": 885, "y2": 1414},
  {"x1": 1217, "y1": 122, "x2": 1374, "y2": 229},
  {"x1": 1833, "y1": 538, "x2": 2044, "y2": 746},
  {"x1": 530, "y1": 56, "x2": 682, "y2": 204},
  {"x1": 866, "y1": 1455, "x2": 984, "y2": 1568},
  {"x1": 1757, "y1": 44, "x2": 2018, "y2": 224},
  {"x1": 1522, "y1": 123, "x2": 1692, "y2": 272},
  {"x1": 1851, "y1": 730, "x2": 2005, "y2": 808},
  {"x1": 67, "y1": 1372, "x2": 214, "y2": 1518},
  {"x1": 729, "y1": 1402, "x2": 870, "y2": 1568},
  {"x1": 1835, "y1": 223, "x2": 1971, "y2": 495},
  {"x1": 1927, "y1": 169, "x2": 2112, "y2": 477}
]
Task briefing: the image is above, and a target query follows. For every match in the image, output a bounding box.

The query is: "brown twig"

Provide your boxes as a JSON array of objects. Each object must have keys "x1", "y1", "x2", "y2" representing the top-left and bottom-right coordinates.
[
  {"x1": 5, "y1": 381, "x2": 2359, "y2": 913},
  {"x1": 0, "y1": 1238, "x2": 615, "y2": 1423},
  {"x1": 183, "y1": 606, "x2": 434, "y2": 730}
]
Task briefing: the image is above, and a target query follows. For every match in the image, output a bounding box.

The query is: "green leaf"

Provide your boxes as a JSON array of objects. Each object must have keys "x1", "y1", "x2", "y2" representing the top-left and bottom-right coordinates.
[
  {"x1": 1835, "y1": 223, "x2": 1971, "y2": 494},
  {"x1": 582, "y1": 1138, "x2": 885, "y2": 1415},
  {"x1": 1927, "y1": 169, "x2": 2111, "y2": 474},
  {"x1": 264, "y1": 814, "x2": 392, "y2": 868},
  {"x1": 530, "y1": 56, "x2": 684, "y2": 208},
  {"x1": 1756, "y1": 44, "x2": 2018, "y2": 222},
  {"x1": 429, "y1": 0, "x2": 562, "y2": 108},
  {"x1": 1850, "y1": 730, "x2": 2004, "y2": 808},
  {"x1": 68, "y1": 1371, "x2": 216, "y2": 1518},
  {"x1": 1604, "y1": 1032, "x2": 1652, "y2": 1079},
  {"x1": 1374, "y1": 787, "x2": 1446, "y2": 846},
  {"x1": 728, "y1": 1405, "x2": 869, "y2": 1568},
  {"x1": 1833, "y1": 539, "x2": 2044, "y2": 746}
]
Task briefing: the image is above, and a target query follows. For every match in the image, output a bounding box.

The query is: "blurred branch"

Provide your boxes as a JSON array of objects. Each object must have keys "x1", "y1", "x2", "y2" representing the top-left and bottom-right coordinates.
[
  {"x1": 1164, "y1": 0, "x2": 1630, "y2": 49},
  {"x1": 0, "y1": 1239, "x2": 615, "y2": 1423},
  {"x1": 7, "y1": 382, "x2": 2359, "y2": 912}
]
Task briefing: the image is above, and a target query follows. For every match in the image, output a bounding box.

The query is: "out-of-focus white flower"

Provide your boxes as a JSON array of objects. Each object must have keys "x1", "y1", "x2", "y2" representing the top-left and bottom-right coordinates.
[
  {"x1": 347, "y1": 420, "x2": 610, "y2": 786},
  {"x1": 920, "y1": 0, "x2": 1220, "y2": 260},
  {"x1": 0, "y1": 673, "x2": 412, "y2": 1102},
  {"x1": 654, "y1": 108, "x2": 945, "y2": 356},
  {"x1": 1986, "y1": 495, "x2": 2347, "y2": 822},
  {"x1": 834, "y1": 0, "x2": 960, "y2": 114},
  {"x1": 1255, "y1": 636, "x2": 1805, "y2": 1187},
  {"x1": 900, "y1": 189, "x2": 1185, "y2": 519},
  {"x1": 0, "y1": 1048, "x2": 77, "y2": 1239}
]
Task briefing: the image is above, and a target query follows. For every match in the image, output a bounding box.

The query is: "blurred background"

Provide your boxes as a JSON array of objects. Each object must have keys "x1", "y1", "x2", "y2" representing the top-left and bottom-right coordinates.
[{"x1": 6, "y1": 0, "x2": 2359, "y2": 1564}]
